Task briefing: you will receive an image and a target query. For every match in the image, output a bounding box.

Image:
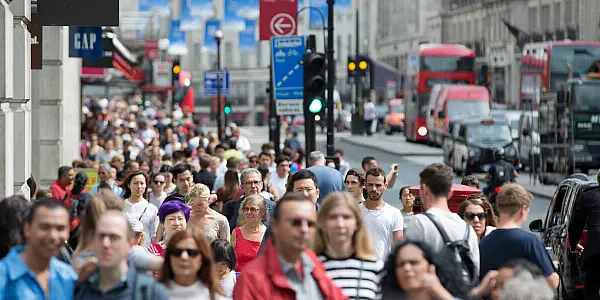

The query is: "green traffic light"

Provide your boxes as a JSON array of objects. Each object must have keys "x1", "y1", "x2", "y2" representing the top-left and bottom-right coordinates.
[
  {"x1": 308, "y1": 98, "x2": 323, "y2": 114},
  {"x1": 224, "y1": 106, "x2": 231, "y2": 114}
]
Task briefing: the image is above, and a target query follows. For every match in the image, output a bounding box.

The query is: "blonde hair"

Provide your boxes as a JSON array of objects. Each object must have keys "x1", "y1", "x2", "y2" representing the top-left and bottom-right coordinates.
[
  {"x1": 313, "y1": 192, "x2": 376, "y2": 260},
  {"x1": 496, "y1": 183, "x2": 533, "y2": 216},
  {"x1": 73, "y1": 194, "x2": 124, "y2": 264},
  {"x1": 239, "y1": 194, "x2": 268, "y2": 221},
  {"x1": 185, "y1": 183, "x2": 211, "y2": 205}
]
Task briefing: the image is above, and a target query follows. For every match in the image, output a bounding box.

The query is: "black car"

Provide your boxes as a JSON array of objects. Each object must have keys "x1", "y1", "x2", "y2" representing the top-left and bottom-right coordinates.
[
  {"x1": 530, "y1": 177, "x2": 597, "y2": 299},
  {"x1": 444, "y1": 117, "x2": 519, "y2": 175}
]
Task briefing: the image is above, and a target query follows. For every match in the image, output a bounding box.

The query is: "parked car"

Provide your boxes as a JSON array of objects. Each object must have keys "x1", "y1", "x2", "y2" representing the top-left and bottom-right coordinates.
[
  {"x1": 529, "y1": 177, "x2": 596, "y2": 300},
  {"x1": 491, "y1": 109, "x2": 522, "y2": 140},
  {"x1": 517, "y1": 111, "x2": 541, "y2": 171},
  {"x1": 384, "y1": 99, "x2": 405, "y2": 135}
]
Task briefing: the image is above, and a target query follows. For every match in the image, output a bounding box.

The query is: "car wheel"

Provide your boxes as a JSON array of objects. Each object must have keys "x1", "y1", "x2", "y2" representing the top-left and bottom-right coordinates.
[{"x1": 385, "y1": 127, "x2": 393, "y2": 135}]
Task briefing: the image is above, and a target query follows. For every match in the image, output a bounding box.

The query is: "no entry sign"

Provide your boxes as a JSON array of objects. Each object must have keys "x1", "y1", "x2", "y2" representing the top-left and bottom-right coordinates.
[{"x1": 260, "y1": 0, "x2": 298, "y2": 41}]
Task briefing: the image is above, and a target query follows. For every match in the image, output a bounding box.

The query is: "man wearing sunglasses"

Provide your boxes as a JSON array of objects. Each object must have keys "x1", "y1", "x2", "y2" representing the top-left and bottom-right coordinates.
[
  {"x1": 74, "y1": 210, "x2": 169, "y2": 300},
  {"x1": 233, "y1": 193, "x2": 346, "y2": 300}
]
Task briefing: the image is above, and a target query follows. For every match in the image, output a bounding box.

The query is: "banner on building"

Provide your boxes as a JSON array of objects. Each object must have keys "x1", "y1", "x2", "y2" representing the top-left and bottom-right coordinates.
[
  {"x1": 190, "y1": 0, "x2": 215, "y2": 18},
  {"x1": 204, "y1": 19, "x2": 221, "y2": 52},
  {"x1": 168, "y1": 20, "x2": 188, "y2": 56},
  {"x1": 224, "y1": 0, "x2": 259, "y2": 31},
  {"x1": 238, "y1": 19, "x2": 256, "y2": 52},
  {"x1": 181, "y1": 0, "x2": 202, "y2": 31}
]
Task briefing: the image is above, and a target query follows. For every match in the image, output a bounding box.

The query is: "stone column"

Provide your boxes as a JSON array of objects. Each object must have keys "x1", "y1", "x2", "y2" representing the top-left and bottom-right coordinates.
[
  {"x1": 10, "y1": 0, "x2": 31, "y2": 192},
  {"x1": 0, "y1": 0, "x2": 14, "y2": 197}
]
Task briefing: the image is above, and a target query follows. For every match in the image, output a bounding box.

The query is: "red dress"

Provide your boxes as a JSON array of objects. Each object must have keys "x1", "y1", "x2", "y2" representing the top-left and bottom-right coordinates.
[{"x1": 233, "y1": 227, "x2": 262, "y2": 272}]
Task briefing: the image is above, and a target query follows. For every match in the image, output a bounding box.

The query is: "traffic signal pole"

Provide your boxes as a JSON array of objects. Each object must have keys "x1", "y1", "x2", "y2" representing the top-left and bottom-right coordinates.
[
  {"x1": 268, "y1": 61, "x2": 281, "y2": 156},
  {"x1": 326, "y1": 0, "x2": 335, "y2": 157},
  {"x1": 350, "y1": 9, "x2": 364, "y2": 135}
]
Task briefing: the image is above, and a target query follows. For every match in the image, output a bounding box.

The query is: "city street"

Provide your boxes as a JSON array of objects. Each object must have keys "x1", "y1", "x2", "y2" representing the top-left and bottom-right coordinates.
[{"x1": 243, "y1": 126, "x2": 552, "y2": 231}]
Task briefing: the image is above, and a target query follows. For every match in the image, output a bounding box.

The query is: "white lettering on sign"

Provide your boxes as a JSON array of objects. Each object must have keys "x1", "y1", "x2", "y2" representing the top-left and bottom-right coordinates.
[
  {"x1": 74, "y1": 32, "x2": 97, "y2": 50},
  {"x1": 276, "y1": 100, "x2": 303, "y2": 116},
  {"x1": 591, "y1": 115, "x2": 600, "y2": 124}
]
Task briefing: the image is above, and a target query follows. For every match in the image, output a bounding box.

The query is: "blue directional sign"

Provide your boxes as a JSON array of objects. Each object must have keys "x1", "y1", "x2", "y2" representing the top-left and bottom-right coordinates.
[
  {"x1": 271, "y1": 36, "x2": 305, "y2": 115},
  {"x1": 68, "y1": 27, "x2": 103, "y2": 59},
  {"x1": 203, "y1": 70, "x2": 230, "y2": 97}
]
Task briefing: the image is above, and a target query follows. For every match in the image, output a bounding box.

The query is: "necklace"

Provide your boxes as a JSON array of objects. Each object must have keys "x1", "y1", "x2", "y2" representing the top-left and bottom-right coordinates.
[{"x1": 246, "y1": 224, "x2": 261, "y2": 233}]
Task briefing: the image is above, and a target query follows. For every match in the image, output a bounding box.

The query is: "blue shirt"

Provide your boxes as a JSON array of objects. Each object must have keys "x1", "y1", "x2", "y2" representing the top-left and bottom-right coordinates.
[
  {"x1": 0, "y1": 246, "x2": 78, "y2": 300},
  {"x1": 307, "y1": 165, "x2": 346, "y2": 204},
  {"x1": 479, "y1": 228, "x2": 555, "y2": 278}
]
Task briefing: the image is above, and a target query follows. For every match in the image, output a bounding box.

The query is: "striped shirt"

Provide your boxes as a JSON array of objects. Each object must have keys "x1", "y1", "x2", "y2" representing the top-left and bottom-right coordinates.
[{"x1": 318, "y1": 254, "x2": 384, "y2": 300}]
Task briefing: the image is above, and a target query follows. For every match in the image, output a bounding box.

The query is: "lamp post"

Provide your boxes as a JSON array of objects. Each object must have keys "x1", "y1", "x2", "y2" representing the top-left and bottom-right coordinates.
[{"x1": 214, "y1": 29, "x2": 224, "y2": 141}]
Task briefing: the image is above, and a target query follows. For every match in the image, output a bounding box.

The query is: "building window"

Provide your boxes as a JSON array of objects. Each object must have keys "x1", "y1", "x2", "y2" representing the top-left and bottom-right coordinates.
[
  {"x1": 528, "y1": 7, "x2": 537, "y2": 32},
  {"x1": 541, "y1": 5, "x2": 550, "y2": 31},
  {"x1": 553, "y1": 3, "x2": 561, "y2": 29},
  {"x1": 564, "y1": 0, "x2": 572, "y2": 25}
]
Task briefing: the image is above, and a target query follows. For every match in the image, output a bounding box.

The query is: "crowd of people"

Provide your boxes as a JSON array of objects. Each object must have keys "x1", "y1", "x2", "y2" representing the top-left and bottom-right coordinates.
[{"x1": 0, "y1": 96, "x2": 561, "y2": 300}]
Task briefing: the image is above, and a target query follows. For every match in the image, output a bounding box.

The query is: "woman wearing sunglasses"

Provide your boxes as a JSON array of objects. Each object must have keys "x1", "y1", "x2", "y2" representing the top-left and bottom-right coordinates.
[
  {"x1": 231, "y1": 194, "x2": 267, "y2": 272},
  {"x1": 159, "y1": 229, "x2": 228, "y2": 300},
  {"x1": 457, "y1": 195, "x2": 497, "y2": 242}
]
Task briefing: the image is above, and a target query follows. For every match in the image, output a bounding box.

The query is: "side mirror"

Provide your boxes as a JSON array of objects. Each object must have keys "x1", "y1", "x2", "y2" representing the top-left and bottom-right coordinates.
[{"x1": 529, "y1": 219, "x2": 545, "y2": 232}]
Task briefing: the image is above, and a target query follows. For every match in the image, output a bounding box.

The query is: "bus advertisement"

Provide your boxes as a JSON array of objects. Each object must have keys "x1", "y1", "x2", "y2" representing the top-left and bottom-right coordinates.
[{"x1": 404, "y1": 44, "x2": 476, "y2": 142}]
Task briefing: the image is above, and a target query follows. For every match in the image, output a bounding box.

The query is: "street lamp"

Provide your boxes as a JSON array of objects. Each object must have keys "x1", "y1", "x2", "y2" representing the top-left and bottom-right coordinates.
[{"x1": 214, "y1": 29, "x2": 224, "y2": 141}]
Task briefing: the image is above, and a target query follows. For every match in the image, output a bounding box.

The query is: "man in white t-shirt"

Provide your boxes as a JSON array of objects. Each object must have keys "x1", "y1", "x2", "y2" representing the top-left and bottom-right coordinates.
[
  {"x1": 360, "y1": 167, "x2": 404, "y2": 261},
  {"x1": 268, "y1": 154, "x2": 290, "y2": 198},
  {"x1": 404, "y1": 163, "x2": 480, "y2": 272}
]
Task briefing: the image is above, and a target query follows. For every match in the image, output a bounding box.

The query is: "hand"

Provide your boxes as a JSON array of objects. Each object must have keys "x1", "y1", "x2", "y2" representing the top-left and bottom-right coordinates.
[
  {"x1": 390, "y1": 164, "x2": 399, "y2": 173},
  {"x1": 471, "y1": 270, "x2": 498, "y2": 297},
  {"x1": 421, "y1": 265, "x2": 443, "y2": 292},
  {"x1": 77, "y1": 257, "x2": 98, "y2": 282},
  {"x1": 572, "y1": 243, "x2": 584, "y2": 255},
  {"x1": 208, "y1": 194, "x2": 218, "y2": 205}
]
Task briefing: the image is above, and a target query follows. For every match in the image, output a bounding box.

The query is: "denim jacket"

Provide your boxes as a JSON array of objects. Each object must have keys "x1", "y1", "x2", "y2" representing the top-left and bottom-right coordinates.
[{"x1": 0, "y1": 246, "x2": 78, "y2": 300}]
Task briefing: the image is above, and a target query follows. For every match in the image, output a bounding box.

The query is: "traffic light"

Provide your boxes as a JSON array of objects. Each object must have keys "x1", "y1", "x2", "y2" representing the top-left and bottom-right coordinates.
[
  {"x1": 172, "y1": 59, "x2": 181, "y2": 86},
  {"x1": 347, "y1": 56, "x2": 356, "y2": 81},
  {"x1": 303, "y1": 51, "x2": 326, "y2": 117},
  {"x1": 224, "y1": 102, "x2": 231, "y2": 114},
  {"x1": 356, "y1": 55, "x2": 369, "y2": 78}
]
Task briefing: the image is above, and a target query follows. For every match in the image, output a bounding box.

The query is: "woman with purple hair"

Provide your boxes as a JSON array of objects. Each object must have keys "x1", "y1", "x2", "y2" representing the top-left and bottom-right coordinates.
[{"x1": 148, "y1": 201, "x2": 191, "y2": 257}]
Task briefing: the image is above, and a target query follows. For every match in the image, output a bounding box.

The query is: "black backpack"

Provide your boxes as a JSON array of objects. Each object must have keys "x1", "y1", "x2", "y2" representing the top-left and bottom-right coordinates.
[{"x1": 424, "y1": 213, "x2": 478, "y2": 288}]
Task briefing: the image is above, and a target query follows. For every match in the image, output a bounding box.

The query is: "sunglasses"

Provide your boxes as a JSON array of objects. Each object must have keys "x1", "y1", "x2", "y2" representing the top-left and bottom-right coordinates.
[
  {"x1": 289, "y1": 218, "x2": 316, "y2": 228},
  {"x1": 242, "y1": 207, "x2": 260, "y2": 213},
  {"x1": 171, "y1": 248, "x2": 201, "y2": 258},
  {"x1": 154, "y1": 180, "x2": 165, "y2": 184},
  {"x1": 463, "y1": 212, "x2": 487, "y2": 221}
]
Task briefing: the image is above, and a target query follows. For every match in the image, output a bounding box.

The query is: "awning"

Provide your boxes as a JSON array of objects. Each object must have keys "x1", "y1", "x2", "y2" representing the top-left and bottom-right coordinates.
[{"x1": 112, "y1": 52, "x2": 146, "y2": 83}]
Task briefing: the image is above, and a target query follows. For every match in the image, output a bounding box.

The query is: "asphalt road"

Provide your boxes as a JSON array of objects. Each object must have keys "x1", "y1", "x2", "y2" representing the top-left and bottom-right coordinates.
[{"x1": 318, "y1": 139, "x2": 551, "y2": 231}]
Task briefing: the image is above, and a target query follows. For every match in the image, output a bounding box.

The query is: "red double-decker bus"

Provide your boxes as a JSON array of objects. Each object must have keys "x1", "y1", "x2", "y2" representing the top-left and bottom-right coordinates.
[
  {"x1": 404, "y1": 44, "x2": 476, "y2": 142},
  {"x1": 520, "y1": 41, "x2": 600, "y2": 109}
]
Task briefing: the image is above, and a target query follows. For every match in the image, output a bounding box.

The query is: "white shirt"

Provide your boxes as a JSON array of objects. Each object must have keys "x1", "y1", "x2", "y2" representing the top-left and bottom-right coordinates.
[
  {"x1": 168, "y1": 281, "x2": 231, "y2": 300},
  {"x1": 124, "y1": 199, "x2": 159, "y2": 247},
  {"x1": 269, "y1": 173, "x2": 288, "y2": 198},
  {"x1": 363, "y1": 102, "x2": 377, "y2": 121},
  {"x1": 220, "y1": 270, "x2": 237, "y2": 297},
  {"x1": 403, "y1": 207, "x2": 480, "y2": 273},
  {"x1": 360, "y1": 202, "x2": 404, "y2": 261},
  {"x1": 236, "y1": 136, "x2": 251, "y2": 153}
]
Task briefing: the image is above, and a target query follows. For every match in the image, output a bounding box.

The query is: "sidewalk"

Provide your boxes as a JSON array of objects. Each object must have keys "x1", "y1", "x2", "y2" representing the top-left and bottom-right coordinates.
[
  {"x1": 340, "y1": 134, "x2": 443, "y2": 156},
  {"x1": 340, "y1": 133, "x2": 557, "y2": 199}
]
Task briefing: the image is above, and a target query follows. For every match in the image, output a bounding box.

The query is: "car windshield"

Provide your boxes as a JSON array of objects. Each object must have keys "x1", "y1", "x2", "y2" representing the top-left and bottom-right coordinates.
[
  {"x1": 575, "y1": 83, "x2": 600, "y2": 109},
  {"x1": 510, "y1": 120, "x2": 519, "y2": 138},
  {"x1": 390, "y1": 104, "x2": 404, "y2": 113},
  {"x1": 467, "y1": 123, "x2": 512, "y2": 143},
  {"x1": 447, "y1": 100, "x2": 491, "y2": 118}
]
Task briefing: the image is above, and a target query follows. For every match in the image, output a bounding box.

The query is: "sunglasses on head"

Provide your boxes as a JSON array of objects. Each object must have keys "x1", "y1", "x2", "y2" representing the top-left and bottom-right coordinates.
[
  {"x1": 171, "y1": 248, "x2": 201, "y2": 258},
  {"x1": 463, "y1": 212, "x2": 487, "y2": 221}
]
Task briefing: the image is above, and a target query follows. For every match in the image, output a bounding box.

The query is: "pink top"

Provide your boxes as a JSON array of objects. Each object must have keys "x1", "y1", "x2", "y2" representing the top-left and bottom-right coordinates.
[{"x1": 233, "y1": 227, "x2": 261, "y2": 272}]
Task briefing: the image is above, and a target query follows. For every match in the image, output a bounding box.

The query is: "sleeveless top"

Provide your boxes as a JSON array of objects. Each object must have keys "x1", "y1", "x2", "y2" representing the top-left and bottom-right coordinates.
[{"x1": 233, "y1": 227, "x2": 262, "y2": 272}]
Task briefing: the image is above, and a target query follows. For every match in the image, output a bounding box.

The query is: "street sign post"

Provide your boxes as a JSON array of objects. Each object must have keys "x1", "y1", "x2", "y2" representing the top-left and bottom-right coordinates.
[
  {"x1": 203, "y1": 71, "x2": 229, "y2": 97},
  {"x1": 260, "y1": 0, "x2": 298, "y2": 41},
  {"x1": 271, "y1": 36, "x2": 305, "y2": 115},
  {"x1": 68, "y1": 27, "x2": 103, "y2": 58}
]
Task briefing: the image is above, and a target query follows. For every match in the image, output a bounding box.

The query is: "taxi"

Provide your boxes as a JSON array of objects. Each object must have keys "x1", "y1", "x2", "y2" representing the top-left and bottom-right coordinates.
[{"x1": 384, "y1": 99, "x2": 405, "y2": 135}]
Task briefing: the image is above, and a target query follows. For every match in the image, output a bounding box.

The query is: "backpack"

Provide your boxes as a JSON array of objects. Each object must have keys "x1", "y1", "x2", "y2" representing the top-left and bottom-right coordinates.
[
  {"x1": 74, "y1": 272, "x2": 156, "y2": 300},
  {"x1": 424, "y1": 213, "x2": 478, "y2": 288}
]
